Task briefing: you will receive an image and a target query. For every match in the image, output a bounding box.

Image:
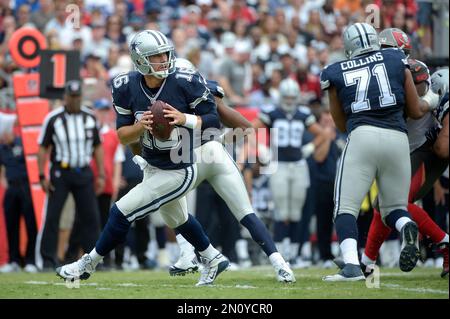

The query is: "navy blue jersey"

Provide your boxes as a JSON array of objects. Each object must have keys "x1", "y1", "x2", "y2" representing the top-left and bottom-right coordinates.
[
  {"x1": 0, "y1": 137, "x2": 28, "y2": 183},
  {"x1": 258, "y1": 105, "x2": 316, "y2": 162},
  {"x1": 206, "y1": 80, "x2": 225, "y2": 99},
  {"x1": 320, "y1": 49, "x2": 409, "y2": 133},
  {"x1": 112, "y1": 70, "x2": 219, "y2": 169},
  {"x1": 433, "y1": 92, "x2": 449, "y2": 126}
]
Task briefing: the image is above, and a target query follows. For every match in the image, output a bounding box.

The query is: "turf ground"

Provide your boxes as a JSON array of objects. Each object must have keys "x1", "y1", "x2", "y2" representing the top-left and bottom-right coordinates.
[{"x1": 0, "y1": 266, "x2": 447, "y2": 299}]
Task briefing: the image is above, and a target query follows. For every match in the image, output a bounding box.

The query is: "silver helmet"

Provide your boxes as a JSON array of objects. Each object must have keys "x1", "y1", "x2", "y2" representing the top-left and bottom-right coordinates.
[
  {"x1": 279, "y1": 78, "x2": 301, "y2": 112},
  {"x1": 430, "y1": 68, "x2": 449, "y2": 98},
  {"x1": 343, "y1": 23, "x2": 380, "y2": 59},
  {"x1": 379, "y1": 28, "x2": 412, "y2": 57},
  {"x1": 129, "y1": 30, "x2": 176, "y2": 79},
  {"x1": 174, "y1": 57, "x2": 196, "y2": 71}
]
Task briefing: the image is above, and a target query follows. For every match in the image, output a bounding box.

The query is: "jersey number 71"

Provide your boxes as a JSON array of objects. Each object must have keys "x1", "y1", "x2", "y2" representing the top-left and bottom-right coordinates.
[{"x1": 344, "y1": 63, "x2": 396, "y2": 113}]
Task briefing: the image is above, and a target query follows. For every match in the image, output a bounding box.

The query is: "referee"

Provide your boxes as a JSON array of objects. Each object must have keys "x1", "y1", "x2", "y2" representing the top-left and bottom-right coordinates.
[{"x1": 37, "y1": 80, "x2": 105, "y2": 269}]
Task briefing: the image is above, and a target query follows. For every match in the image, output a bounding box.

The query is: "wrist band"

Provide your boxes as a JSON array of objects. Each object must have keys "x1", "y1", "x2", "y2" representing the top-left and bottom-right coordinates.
[
  {"x1": 39, "y1": 174, "x2": 45, "y2": 181},
  {"x1": 184, "y1": 114, "x2": 198, "y2": 129}
]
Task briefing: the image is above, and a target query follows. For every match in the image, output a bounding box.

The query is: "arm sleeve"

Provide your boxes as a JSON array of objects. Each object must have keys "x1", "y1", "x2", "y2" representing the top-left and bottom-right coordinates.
[
  {"x1": 196, "y1": 99, "x2": 221, "y2": 130},
  {"x1": 320, "y1": 66, "x2": 331, "y2": 91},
  {"x1": 206, "y1": 80, "x2": 225, "y2": 98},
  {"x1": 183, "y1": 74, "x2": 221, "y2": 129},
  {"x1": 92, "y1": 118, "x2": 102, "y2": 147},
  {"x1": 112, "y1": 75, "x2": 135, "y2": 129},
  {"x1": 302, "y1": 108, "x2": 317, "y2": 127},
  {"x1": 37, "y1": 115, "x2": 55, "y2": 147}
]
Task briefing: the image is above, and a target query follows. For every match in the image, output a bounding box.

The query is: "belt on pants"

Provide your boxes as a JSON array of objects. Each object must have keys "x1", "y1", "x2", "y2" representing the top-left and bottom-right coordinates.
[{"x1": 55, "y1": 162, "x2": 89, "y2": 172}]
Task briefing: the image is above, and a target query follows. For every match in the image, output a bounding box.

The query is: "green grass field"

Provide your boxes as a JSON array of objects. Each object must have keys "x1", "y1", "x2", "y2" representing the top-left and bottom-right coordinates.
[{"x1": 0, "y1": 266, "x2": 447, "y2": 299}]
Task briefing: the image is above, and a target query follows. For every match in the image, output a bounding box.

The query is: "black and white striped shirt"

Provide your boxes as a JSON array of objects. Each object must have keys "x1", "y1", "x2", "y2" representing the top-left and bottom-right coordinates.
[{"x1": 38, "y1": 106, "x2": 101, "y2": 168}]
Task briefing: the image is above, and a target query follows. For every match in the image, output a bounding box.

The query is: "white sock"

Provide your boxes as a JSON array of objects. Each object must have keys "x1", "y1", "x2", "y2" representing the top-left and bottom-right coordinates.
[
  {"x1": 438, "y1": 234, "x2": 449, "y2": 245},
  {"x1": 361, "y1": 252, "x2": 376, "y2": 266},
  {"x1": 340, "y1": 238, "x2": 359, "y2": 265},
  {"x1": 176, "y1": 234, "x2": 195, "y2": 253},
  {"x1": 198, "y1": 244, "x2": 220, "y2": 259},
  {"x1": 269, "y1": 252, "x2": 287, "y2": 268},
  {"x1": 235, "y1": 239, "x2": 249, "y2": 260},
  {"x1": 89, "y1": 248, "x2": 103, "y2": 267},
  {"x1": 395, "y1": 217, "x2": 413, "y2": 233},
  {"x1": 166, "y1": 242, "x2": 180, "y2": 264}
]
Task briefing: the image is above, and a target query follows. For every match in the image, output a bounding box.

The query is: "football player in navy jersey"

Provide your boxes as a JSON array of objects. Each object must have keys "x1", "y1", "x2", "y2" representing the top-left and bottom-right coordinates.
[
  {"x1": 56, "y1": 30, "x2": 231, "y2": 286},
  {"x1": 320, "y1": 23, "x2": 438, "y2": 281},
  {"x1": 132, "y1": 58, "x2": 295, "y2": 283},
  {"x1": 253, "y1": 78, "x2": 325, "y2": 264}
]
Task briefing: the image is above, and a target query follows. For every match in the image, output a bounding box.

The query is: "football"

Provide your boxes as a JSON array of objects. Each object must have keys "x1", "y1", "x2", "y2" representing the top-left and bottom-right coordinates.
[{"x1": 149, "y1": 100, "x2": 173, "y2": 140}]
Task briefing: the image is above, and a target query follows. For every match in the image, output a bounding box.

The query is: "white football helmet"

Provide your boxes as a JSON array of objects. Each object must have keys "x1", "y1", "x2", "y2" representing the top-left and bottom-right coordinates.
[
  {"x1": 343, "y1": 23, "x2": 380, "y2": 59},
  {"x1": 175, "y1": 57, "x2": 196, "y2": 71},
  {"x1": 430, "y1": 68, "x2": 449, "y2": 98},
  {"x1": 279, "y1": 78, "x2": 301, "y2": 113},
  {"x1": 129, "y1": 30, "x2": 176, "y2": 79}
]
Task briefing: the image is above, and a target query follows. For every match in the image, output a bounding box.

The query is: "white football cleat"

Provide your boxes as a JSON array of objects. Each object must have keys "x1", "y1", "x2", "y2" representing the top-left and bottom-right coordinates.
[
  {"x1": 322, "y1": 263, "x2": 365, "y2": 282},
  {"x1": 169, "y1": 251, "x2": 199, "y2": 276},
  {"x1": 275, "y1": 263, "x2": 296, "y2": 283},
  {"x1": 24, "y1": 264, "x2": 39, "y2": 273},
  {"x1": 56, "y1": 254, "x2": 95, "y2": 281},
  {"x1": 196, "y1": 253, "x2": 230, "y2": 286},
  {"x1": 0, "y1": 262, "x2": 20, "y2": 273}
]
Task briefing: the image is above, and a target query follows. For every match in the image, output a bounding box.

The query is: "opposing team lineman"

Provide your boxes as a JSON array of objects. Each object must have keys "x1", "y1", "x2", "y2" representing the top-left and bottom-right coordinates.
[
  {"x1": 320, "y1": 23, "x2": 438, "y2": 281},
  {"x1": 137, "y1": 58, "x2": 296, "y2": 284},
  {"x1": 356, "y1": 29, "x2": 448, "y2": 277},
  {"x1": 56, "y1": 30, "x2": 231, "y2": 286}
]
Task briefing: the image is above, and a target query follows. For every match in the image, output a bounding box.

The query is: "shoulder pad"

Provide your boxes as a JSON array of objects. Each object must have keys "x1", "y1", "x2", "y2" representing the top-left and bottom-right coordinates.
[
  {"x1": 298, "y1": 105, "x2": 312, "y2": 114},
  {"x1": 320, "y1": 66, "x2": 332, "y2": 90},
  {"x1": 111, "y1": 72, "x2": 134, "y2": 115},
  {"x1": 260, "y1": 104, "x2": 276, "y2": 113},
  {"x1": 174, "y1": 71, "x2": 212, "y2": 109},
  {"x1": 206, "y1": 80, "x2": 225, "y2": 98}
]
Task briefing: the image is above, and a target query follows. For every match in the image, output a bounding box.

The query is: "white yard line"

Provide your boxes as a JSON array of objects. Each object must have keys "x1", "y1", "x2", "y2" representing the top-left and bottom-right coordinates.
[
  {"x1": 24, "y1": 281, "x2": 49, "y2": 285},
  {"x1": 382, "y1": 283, "x2": 448, "y2": 295},
  {"x1": 116, "y1": 283, "x2": 144, "y2": 287}
]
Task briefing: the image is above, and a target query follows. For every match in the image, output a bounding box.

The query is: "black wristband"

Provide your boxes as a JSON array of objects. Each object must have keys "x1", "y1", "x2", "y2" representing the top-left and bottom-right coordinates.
[{"x1": 39, "y1": 174, "x2": 45, "y2": 181}]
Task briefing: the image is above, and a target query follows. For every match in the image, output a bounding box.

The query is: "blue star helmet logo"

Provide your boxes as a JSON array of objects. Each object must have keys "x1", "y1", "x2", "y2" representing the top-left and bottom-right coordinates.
[{"x1": 131, "y1": 41, "x2": 142, "y2": 53}]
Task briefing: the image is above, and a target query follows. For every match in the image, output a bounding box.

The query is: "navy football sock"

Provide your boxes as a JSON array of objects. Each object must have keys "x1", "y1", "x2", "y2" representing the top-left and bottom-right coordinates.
[
  {"x1": 240, "y1": 213, "x2": 277, "y2": 256},
  {"x1": 155, "y1": 226, "x2": 166, "y2": 249},
  {"x1": 174, "y1": 214, "x2": 210, "y2": 252},
  {"x1": 289, "y1": 221, "x2": 299, "y2": 243},
  {"x1": 274, "y1": 221, "x2": 289, "y2": 242},
  {"x1": 95, "y1": 205, "x2": 131, "y2": 256},
  {"x1": 334, "y1": 213, "x2": 358, "y2": 243},
  {"x1": 385, "y1": 209, "x2": 411, "y2": 230}
]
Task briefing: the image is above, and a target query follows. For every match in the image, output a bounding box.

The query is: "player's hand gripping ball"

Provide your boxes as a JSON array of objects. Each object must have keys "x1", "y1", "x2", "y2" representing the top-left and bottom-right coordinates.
[{"x1": 150, "y1": 100, "x2": 174, "y2": 140}]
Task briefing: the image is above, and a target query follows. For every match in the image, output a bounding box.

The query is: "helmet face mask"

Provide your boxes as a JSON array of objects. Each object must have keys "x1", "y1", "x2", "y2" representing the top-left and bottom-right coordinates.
[
  {"x1": 430, "y1": 68, "x2": 449, "y2": 98},
  {"x1": 343, "y1": 23, "x2": 380, "y2": 59},
  {"x1": 379, "y1": 28, "x2": 412, "y2": 57},
  {"x1": 279, "y1": 78, "x2": 301, "y2": 112},
  {"x1": 130, "y1": 30, "x2": 176, "y2": 78}
]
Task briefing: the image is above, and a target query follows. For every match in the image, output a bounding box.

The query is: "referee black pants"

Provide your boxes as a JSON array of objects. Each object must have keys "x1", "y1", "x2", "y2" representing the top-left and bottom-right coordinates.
[{"x1": 40, "y1": 165, "x2": 100, "y2": 268}]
